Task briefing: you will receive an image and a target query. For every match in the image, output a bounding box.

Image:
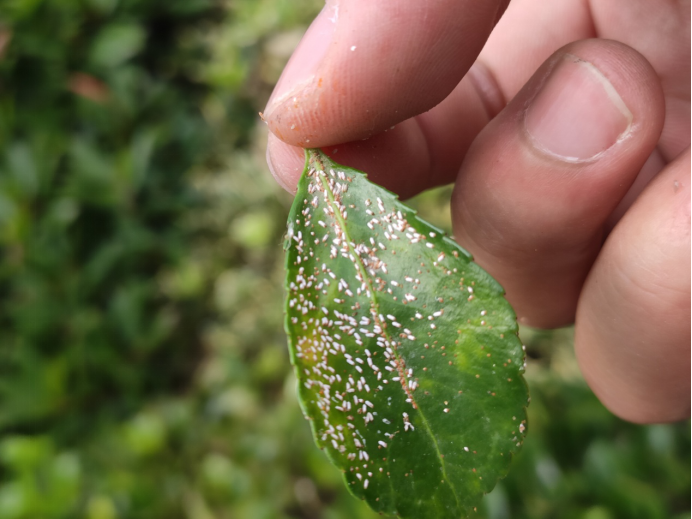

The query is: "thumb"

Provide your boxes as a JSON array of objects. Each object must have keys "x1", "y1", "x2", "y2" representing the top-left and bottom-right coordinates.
[{"x1": 263, "y1": 0, "x2": 507, "y2": 148}]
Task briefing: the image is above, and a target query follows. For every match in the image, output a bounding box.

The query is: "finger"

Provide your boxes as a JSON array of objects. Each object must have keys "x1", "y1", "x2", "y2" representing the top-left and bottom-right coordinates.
[
  {"x1": 267, "y1": 127, "x2": 434, "y2": 198},
  {"x1": 265, "y1": 0, "x2": 585, "y2": 195},
  {"x1": 575, "y1": 149, "x2": 691, "y2": 423},
  {"x1": 267, "y1": 0, "x2": 687, "y2": 203},
  {"x1": 268, "y1": 115, "x2": 435, "y2": 199},
  {"x1": 263, "y1": 0, "x2": 506, "y2": 148},
  {"x1": 482, "y1": 0, "x2": 689, "y2": 160},
  {"x1": 267, "y1": 61, "x2": 503, "y2": 197},
  {"x1": 450, "y1": 39, "x2": 665, "y2": 328}
]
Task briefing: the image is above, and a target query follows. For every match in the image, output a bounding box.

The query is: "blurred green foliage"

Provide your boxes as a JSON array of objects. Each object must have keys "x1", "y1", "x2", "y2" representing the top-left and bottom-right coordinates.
[
  {"x1": 0, "y1": 0, "x2": 222, "y2": 436},
  {"x1": 0, "y1": 1, "x2": 689, "y2": 518}
]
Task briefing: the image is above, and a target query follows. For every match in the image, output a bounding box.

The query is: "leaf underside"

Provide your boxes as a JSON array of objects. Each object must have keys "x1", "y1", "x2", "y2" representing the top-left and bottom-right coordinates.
[{"x1": 284, "y1": 149, "x2": 528, "y2": 519}]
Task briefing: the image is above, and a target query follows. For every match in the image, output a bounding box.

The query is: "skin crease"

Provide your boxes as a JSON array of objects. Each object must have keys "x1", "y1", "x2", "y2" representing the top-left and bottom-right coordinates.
[{"x1": 265, "y1": 0, "x2": 690, "y2": 423}]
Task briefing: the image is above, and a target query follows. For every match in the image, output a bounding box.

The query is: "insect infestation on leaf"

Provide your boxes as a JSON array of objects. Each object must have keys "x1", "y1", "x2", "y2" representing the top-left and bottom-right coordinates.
[{"x1": 284, "y1": 148, "x2": 528, "y2": 519}]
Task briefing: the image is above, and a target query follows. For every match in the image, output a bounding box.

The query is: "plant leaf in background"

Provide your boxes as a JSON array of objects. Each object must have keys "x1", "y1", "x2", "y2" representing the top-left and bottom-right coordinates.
[{"x1": 284, "y1": 149, "x2": 529, "y2": 519}]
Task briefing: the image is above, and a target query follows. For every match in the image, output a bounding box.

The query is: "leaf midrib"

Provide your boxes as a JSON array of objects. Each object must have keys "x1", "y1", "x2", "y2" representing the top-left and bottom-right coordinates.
[{"x1": 312, "y1": 154, "x2": 462, "y2": 515}]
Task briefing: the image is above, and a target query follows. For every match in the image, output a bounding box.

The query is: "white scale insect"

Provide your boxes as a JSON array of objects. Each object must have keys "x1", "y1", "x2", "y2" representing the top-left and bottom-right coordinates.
[{"x1": 402, "y1": 412, "x2": 415, "y2": 432}]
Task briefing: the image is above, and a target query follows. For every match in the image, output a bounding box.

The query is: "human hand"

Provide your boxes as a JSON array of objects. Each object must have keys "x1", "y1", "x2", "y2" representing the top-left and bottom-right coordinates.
[{"x1": 264, "y1": 0, "x2": 690, "y2": 423}]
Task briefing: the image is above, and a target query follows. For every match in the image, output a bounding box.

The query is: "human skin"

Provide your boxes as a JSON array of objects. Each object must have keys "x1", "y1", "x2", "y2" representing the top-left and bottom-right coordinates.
[{"x1": 265, "y1": 0, "x2": 691, "y2": 423}]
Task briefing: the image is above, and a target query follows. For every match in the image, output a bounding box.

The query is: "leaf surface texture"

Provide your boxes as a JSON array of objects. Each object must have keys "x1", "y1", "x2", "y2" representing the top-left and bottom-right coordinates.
[{"x1": 284, "y1": 149, "x2": 528, "y2": 518}]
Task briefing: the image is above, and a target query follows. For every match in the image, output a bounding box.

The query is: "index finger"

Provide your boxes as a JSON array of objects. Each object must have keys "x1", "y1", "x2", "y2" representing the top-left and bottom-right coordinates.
[{"x1": 263, "y1": 0, "x2": 508, "y2": 148}]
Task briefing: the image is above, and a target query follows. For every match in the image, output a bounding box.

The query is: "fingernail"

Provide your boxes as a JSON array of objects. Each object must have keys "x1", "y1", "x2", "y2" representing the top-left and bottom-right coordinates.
[
  {"x1": 263, "y1": 2, "x2": 338, "y2": 121},
  {"x1": 525, "y1": 55, "x2": 632, "y2": 162}
]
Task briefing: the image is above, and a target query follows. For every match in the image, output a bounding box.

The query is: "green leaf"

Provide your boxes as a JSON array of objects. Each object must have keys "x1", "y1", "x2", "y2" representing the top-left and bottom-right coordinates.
[
  {"x1": 90, "y1": 23, "x2": 145, "y2": 68},
  {"x1": 284, "y1": 149, "x2": 529, "y2": 519}
]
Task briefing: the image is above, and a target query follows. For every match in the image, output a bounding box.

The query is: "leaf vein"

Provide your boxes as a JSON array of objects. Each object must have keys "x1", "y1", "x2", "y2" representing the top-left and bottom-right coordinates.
[{"x1": 312, "y1": 154, "x2": 463, "y2": 514}]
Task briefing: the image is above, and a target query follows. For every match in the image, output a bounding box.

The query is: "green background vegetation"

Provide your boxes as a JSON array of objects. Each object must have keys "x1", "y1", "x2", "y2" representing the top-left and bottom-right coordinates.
[{"x1": 0, "y1": 1, "x2": 688, "y2": 518}]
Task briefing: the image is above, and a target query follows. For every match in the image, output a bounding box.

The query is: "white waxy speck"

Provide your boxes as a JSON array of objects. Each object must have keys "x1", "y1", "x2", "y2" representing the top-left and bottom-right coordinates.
[
  {"x1": 378, "y1": 441, "x2": 388, "y2": 448},
  {"x1": 351, "y1": 45, "x2": 357, "y2": 51},
  {"x1": 426, "y1": 243, "x2": 434, "y2": 249},
  {"x1": 443, "y1": 408, "x2": 449, "y2": 413},
  {"x1": 464, "y1": 446, "x2": 469, "y2": 452},
  {"x1": 364, "y1": 479, "x2": 369, "y2": 489}
]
